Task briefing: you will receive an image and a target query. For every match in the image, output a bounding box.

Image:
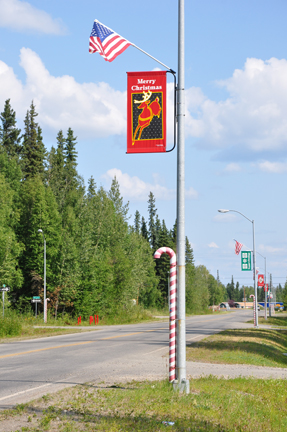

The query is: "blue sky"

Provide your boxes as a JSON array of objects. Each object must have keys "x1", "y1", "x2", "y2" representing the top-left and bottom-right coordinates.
[{"x1": 0, "y1": 0, "x2": 287, "y2": 288}]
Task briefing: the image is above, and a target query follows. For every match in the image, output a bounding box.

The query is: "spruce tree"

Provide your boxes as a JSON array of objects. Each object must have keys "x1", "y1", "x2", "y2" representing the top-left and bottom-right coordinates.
[
  {"x1": 87, "y1": 176, "x2": 97, "y2": 199},
  {"x1": 47, "y1": 130, "x2": 67, "y2": 210},
  {"x1": 56, "y1": 130, "x2": 65, "y2": 171},
  {"x1": 22, "y1": 102, "x2": 46, "y2": 179},
  {"x1": 134, "y1": 210, "x2": 141, "y2": 234},
  {"x1": 147, "y1": 191, "x2": 157, "y2": 250},
  {"x1": 155, "y1": 219, "x2": 174, "y2": 303},
  {"x1": 64, "y1": 127, "x2": 78, "y2": 190},
  {"x1": 226, "y1": 276, "x2": 235, "y2": 300},
  {"x1": 186, "y1": 236, "x2": 194, "y2": 265},
  {"x1": 141, "y1": 216, "x2": 148, "y2": 240},
  {"x1": 108, "y1": 177, "x2": 129, "y2": 221},
  {"x1": 0, "y1": 99, "x2": 22, "y2": 158},
  {"x1": 235, "y1": 281, "x2": 240, "y2": 302}
]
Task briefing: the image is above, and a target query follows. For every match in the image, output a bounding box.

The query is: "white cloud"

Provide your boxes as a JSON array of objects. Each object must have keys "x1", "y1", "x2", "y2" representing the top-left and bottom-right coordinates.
[
  {"x1": 258, "y1": 161, "x2": 287, "y2": 173},
  {"x1": 208, "y1": 242, "x2": 219, "y2": 249},
  {"x1": 3, "y1": 49, "x2": 287, "y2": 162},
  {"x1": 214, "y1": 213, "x2": 237, "y2": 222},
  {"x1": 186, "y1": 57, "x2": 287, "y2": 157},
  {"x1": 0, "y1": 48, "x2": 126, "y2": 138},
  {"x1": 258, "y1": 244, "x2": 285, "y2": 254},
  {"x1": 224, "y1": 163, "x2": 242, "y2": 173},
  {"x1": 102, "y1": 168, "x2": 198, "y2": 202},
  {"x1": 185, "y1": 187, "x2": 198, "y2": 199},
  {"x1": 0, "y1": 0, "x2": 66, "y2": 34}
]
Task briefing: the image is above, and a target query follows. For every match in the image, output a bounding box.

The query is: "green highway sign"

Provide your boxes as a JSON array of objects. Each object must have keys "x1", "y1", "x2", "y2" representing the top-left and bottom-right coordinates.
[{"x1": 241, "y1": 251, "x2": 252, "y2": 271}]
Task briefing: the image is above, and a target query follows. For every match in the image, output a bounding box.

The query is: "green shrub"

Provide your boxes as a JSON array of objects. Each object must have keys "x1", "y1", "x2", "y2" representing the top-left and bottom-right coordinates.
[{"x1": 0, "y1": 315, "x2": 22, "y2": 337}]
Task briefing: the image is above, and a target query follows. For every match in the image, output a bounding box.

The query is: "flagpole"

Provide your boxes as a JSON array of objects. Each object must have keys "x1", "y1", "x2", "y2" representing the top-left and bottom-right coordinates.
[
  {"x1": 94, "y1": 19, "x2": 175, "y2": 73},
  {"x1": 130, "y1": 44, "x2": 176, "y2": 74}
]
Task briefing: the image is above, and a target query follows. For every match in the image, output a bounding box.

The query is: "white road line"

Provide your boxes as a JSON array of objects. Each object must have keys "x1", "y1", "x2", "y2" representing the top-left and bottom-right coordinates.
[
  {"x1": 143, "y1": 334, "x2": 205, "y2": 356},
  {"x1": 142, "y1": 346, "x2": 169, "y2": 355},
  {"x1": 187, "y1": 335, "x2": 205, "y2": 342},
  {"x1": 0, "y1": 383, "x2": 51, "y2": 401}
]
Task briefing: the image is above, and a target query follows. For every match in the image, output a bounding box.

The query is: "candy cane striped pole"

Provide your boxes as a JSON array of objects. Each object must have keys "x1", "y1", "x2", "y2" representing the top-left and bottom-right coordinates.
[
  {"x1": 154, "y1": 247, "x2": 177, "y2": 382},
  {"x1": 250, "y1": 295, "x2": 256, "y2": 326}
]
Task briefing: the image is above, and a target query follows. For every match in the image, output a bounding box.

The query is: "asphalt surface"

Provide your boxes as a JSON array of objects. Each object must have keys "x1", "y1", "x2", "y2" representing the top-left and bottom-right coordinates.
[{"x1": 0, "y1": 309, "x2": 284, "y2": 409}]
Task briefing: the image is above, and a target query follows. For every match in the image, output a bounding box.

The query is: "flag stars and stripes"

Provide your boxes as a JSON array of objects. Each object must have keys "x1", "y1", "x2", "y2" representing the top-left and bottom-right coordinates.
[
  {"x1": 89, "y1": 20, "x2": 131, "y2": 62},
  {"x1": 235, "y1": 240, "x2": 243, "y2": 255}
]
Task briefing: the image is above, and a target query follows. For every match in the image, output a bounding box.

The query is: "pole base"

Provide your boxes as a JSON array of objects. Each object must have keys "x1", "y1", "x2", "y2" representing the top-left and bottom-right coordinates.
[{"x1": 172, "y1": 379, "x2": 190, "y2": 394}]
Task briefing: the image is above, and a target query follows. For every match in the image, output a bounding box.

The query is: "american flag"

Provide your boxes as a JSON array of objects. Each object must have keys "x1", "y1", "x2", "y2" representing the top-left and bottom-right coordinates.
[
  {"x1": 89, "y1": 20, "x2": 131, "y2": 62},
  {"x1": 235, "y1": 240, "x2": 243, "y2": 255}
]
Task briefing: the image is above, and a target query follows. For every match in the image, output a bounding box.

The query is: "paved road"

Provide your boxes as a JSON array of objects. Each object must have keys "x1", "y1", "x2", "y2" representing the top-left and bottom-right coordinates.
[{"x1": 0, "y1": 309, "x2": 283, "y2": 408}]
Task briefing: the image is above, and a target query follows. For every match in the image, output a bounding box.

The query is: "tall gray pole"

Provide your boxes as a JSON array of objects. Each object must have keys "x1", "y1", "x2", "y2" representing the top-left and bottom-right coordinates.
[
  {"x1": 44, "y1": 236, "x2": 46, "y2": 323},
  {"x1": 269, "y1": 273, "x2": 272, "y2": 317},
  {"x1": 252, "y1": 220, "x2": 258, "y2": 327},
  {"x1": 264, "y1": 257, "x2": 267, "y2": 320},
  {"x1": 175, "y1": 0, "x2": 189, "y2": 393},
  {"x1": 38, "y1": 229, "x2": 47, "y2": 323},
  {"x1": 218, "y1": 209, "x2": 258, "y2": 327}
]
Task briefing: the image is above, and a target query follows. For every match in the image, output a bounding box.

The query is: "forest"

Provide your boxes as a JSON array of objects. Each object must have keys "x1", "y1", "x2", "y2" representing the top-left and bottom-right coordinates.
[{"x1": 0, "y1": 99, "x2": 286, "y2": 319}]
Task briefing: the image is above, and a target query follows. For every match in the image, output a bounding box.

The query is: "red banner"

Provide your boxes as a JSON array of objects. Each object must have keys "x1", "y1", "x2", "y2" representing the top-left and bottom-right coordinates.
[
  {"x1": 264, "y1": 283, "x2": 269, "y2": 292},
  {"x1": 258, "y1": 274, "x2": 264, "y2": 287},
  {"x1": 127, "y1": 71, "x2": 166, "y2": 153}
]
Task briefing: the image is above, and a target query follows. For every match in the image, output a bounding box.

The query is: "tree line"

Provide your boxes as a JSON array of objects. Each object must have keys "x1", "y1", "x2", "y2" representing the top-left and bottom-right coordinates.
[{"x1": 2, "y1": 98, "x2": 282, "y2": 318}]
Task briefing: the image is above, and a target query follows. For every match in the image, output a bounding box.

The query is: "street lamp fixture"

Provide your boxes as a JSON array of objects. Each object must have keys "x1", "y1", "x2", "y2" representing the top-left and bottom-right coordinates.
[
  {"x1": 217, "y1": 209, "x2": 258, "y2": 327},
  {"x1": 38, "y1": 229, "x2": 46, "y2": 323}
]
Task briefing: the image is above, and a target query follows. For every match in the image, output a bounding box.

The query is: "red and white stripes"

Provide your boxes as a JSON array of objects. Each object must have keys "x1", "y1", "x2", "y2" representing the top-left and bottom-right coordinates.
[
  {"x1": 154, "y1": 247, "x2": 177, "y2": 382},
  {"x1": 250, "y1": 294, "x2": 256, "y2": 326}
]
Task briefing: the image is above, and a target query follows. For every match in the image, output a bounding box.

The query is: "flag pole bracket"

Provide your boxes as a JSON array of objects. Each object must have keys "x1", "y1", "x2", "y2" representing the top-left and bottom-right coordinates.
[{"x1": 166, "y1": 70, "x2": 177, "y2": 153}]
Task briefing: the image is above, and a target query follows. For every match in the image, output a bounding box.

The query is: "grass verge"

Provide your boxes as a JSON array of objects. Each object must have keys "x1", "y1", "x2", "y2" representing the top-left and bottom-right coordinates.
[
  {"x1": 0, "y1": 325, "x2": 84, "y2": 343},
  {"x1": 0, "y1": 306, "x2": 167, "y2": 342},
  {"x1": 186, "y1": 328, "x2": 287, "y2": 368},
  {"x1": 258, "y1": 314, "x2": 287, "y2": 327},
  {"x1": 1, "y1": 378, "x2": 287, "y2": 431}
]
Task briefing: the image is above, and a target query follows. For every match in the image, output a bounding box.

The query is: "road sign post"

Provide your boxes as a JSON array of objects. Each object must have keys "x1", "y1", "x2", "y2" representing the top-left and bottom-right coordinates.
[
  {"x1": 31, "y1": 297, "x2": 41, "y2": 317},
  {"x1": 0, "y1": 285, "x2": 11, "y2": 317}
]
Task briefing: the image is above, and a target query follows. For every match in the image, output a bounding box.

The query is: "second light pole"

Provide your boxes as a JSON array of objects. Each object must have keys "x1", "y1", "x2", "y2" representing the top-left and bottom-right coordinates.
[
  {"x1": 218, "y1": 209, "x2": 258, "y2": 327},
  {"x1": 38, "y1": 229, "x2": 47, "y2": 323}
]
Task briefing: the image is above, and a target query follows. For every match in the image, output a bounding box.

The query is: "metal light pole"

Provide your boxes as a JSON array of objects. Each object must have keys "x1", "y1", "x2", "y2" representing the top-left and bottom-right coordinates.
[
  {"x1": 269, "y1": 273, "x2": 272, "y2": 317},
  {"x1": 174, "y1": 0, "x2": 189, "y2": 393},
  {"x1": 218, "y1": 209, "x2": 258, "y2": 327},
  {"x1": 38, "y1": 229, "x2": 46, "y2": 323}
]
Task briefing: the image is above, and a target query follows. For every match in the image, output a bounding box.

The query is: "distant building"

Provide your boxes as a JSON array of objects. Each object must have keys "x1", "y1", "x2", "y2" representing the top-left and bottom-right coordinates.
[{"x1": 234, "y1": 302, "x2": 253, "y2": 309}]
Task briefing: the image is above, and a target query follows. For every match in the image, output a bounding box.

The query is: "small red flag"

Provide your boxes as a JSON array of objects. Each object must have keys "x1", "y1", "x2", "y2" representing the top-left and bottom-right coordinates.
[{"x1": 235, "y1": 240, "x2": 243, "y2": 255}]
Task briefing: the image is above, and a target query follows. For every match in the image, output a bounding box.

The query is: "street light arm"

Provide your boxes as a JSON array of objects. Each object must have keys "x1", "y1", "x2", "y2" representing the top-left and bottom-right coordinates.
[{"x1": 228, "y1": 210, "x2": 253, "y2": 224}]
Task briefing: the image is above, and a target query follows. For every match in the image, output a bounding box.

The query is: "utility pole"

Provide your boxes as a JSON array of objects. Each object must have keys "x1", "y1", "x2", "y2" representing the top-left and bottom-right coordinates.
[
  {"x1": 269, "y1": 273, "x2": 272, "y2": 317},
  {"x1": 174, "y1": 0, "x2": 189, "y2": 394}
]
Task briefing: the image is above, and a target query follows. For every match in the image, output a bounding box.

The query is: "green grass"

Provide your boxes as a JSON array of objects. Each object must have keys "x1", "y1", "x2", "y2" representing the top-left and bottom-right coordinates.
[
  {"x1": 2, "y1": 378, "x2": 287, "y2": 431},
  {"x1": 258, "y1": 314, "x2": 287, "y2": 327},
  {"x1": 0, "y1": 313, "x2": 22, "y2": 337},
  {"x1": 186, "y1": 329, "x2": 287, "y2": 368}
]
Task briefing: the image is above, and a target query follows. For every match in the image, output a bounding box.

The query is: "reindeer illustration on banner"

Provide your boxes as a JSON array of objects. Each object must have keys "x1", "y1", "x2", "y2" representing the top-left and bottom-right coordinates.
[{"x1": 132, "y1": 90, "x2": 162, "y2": 145}]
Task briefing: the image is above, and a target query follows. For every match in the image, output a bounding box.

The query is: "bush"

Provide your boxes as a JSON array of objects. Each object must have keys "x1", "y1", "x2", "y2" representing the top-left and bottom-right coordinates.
[{"x1": 0, "y1": 315, "x2": 22, "y2": 337}]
